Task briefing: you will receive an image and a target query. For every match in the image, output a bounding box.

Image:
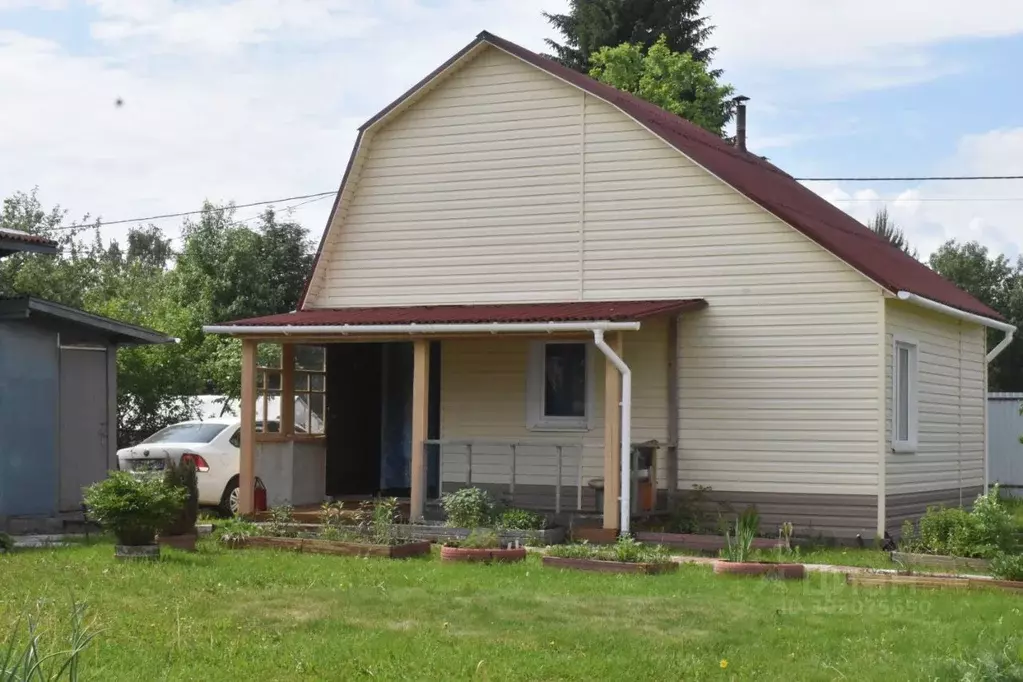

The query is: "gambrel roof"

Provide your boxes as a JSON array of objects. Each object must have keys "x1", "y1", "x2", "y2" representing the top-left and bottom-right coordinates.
[{"x1": 301, "y1": 31, "x2": 1000, "y2": 321}]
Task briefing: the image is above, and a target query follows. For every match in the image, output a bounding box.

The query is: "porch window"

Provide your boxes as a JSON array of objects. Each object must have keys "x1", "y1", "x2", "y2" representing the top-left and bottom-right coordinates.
[
  {"x1": 892, "y1": 337, "x2": 918, "y2": 453},
  {"x1": 293, "y1": 346, "x2": 326, "y2": 435},
  {"x1": 527, "y1": 341, "x2": 591, "y2": 430},
  {"x1": 256, "y1": 344, "x2": 326, "y2": 436}
]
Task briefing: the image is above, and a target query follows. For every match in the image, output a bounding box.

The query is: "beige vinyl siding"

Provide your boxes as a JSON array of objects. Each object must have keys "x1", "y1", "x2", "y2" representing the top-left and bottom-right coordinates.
[
  {"x1": 438, "y1": 319, "x2": 669, "y2": 502},
  {"x1": 884, "y1": 299, "x2": 986, "y2": 496},
  {"x1": 311, "y1": 48, "x2": 585, "y2": 307}
]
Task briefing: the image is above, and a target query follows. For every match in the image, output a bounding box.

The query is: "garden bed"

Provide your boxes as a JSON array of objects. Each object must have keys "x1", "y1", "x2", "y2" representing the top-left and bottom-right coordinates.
[
  {"x1": 712, "y1": 560, "x2": 805, "y2": 580},
  {"x1": 890, "y1": 551, "x2": 991, "y2": 573},
  {"x1": 847, "y1": 572, "x2": 1023, "y2": 594},
  {"x1": 636, "y1": 531, "x2": 780, "y2": 552},
  {"x1": 542, "y1": 555, "x2": 678, "y2": 574},
  {"x1": 235, "y1": 536, "x2": 431, "y2": 559},
  {"x1": 407, "y1": 522, "x2": 565, "y2": 546},
  {"x1": 440, "y1": 545, "x2": 527, "y2": 563}
]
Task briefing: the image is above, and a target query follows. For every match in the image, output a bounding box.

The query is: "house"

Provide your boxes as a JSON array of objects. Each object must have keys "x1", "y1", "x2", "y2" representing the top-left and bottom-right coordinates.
[
  {"x1": 0, "y1": 229, "x2": 174, "y2": 533},
  {"x1": 204, "y1": 32, "x2": 1017, "y2": 539}
]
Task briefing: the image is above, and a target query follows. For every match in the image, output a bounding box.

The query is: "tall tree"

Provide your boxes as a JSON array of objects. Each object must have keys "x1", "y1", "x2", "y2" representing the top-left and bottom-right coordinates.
[
  {"x1": 930, "y1": 240, "x2": 1023, "y2": 391},
  {"x1": 868, "y1": 207, "x2": 916, "y2": 258},
  {"x1": 589, "y1": 35, "x2": 734, "y2": 135},
  {"x1": 545, "y1": 0, "x2": 716, "y2": 72}
]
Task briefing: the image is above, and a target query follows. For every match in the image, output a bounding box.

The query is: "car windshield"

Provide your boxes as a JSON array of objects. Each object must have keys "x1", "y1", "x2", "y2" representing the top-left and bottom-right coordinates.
[{"x1": 141, "y1": 423, "x2": 229, "y2": 444}]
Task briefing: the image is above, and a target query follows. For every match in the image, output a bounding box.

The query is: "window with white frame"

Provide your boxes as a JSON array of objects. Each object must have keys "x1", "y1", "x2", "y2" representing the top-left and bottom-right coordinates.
[
  {"x1": 527, "y1": 341, "x2": 591, "y2": 430},
  {"x1": 892, "y1": 337, "x2": 919, "y2": 452}
]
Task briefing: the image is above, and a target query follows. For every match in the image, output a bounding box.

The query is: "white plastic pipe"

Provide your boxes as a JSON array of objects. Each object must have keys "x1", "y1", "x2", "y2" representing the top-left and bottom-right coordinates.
[
  {"x1": 593, "y1": 329, "x2": 632, "y2": 535},
  {"x1": 895, "y1": 291, "x2": 1016, "y2": 362},
  {"x1": 203, "y1": 321, "x2": 642, "y2": 336}
]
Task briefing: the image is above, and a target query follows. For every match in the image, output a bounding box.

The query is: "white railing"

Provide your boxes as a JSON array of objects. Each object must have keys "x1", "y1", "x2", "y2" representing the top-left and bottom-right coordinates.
[{"x1": 422, "y1": 439, "x2": 586, "y2": 514}]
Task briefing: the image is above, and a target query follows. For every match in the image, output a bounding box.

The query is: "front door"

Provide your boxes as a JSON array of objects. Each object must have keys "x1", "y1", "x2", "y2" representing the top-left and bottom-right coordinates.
[{"x1": 59, "y1": 346, "x2": 110, "y2": 511}]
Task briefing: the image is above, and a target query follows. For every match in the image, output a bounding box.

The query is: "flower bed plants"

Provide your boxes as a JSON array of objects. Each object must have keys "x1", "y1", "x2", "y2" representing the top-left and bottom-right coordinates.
[
  {"x1": 543, "y1": 536, "x2": 678, "y2": 574},
  {"x1": 440, "y1": 530, "x2": 527, "y2": 563},
  {"x1": 409, "y1": 487, "x2": 565, "y2": 546},
  {"x1": 221, "y1": 499, "x2": 430, "y2": 559},
  {"x1": 712, "y1": 509, "x2": 805, "y2": 580}
]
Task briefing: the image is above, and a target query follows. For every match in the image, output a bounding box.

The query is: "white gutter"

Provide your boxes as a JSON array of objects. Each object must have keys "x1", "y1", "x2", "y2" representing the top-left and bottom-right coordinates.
[
  {"x1": 203, "y1": 321, "x2": 642, "y2": 336},
  {"x1": 896, "y1": 291, "x2": 1016, "y2": 362},
  {"x1": 592, "y1": 329, "x2": 632, "y2": 535}
]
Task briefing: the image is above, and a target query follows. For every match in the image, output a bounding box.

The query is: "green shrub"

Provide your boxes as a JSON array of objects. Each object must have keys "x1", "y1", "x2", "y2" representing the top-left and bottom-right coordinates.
[
  {"x1": 546, "y1": 536, "x2": 670, "y2": 564},
  {"x1": 370, "y1": 498, "x2": 402, "y2": 545},
  {"x1": 161, "y1": 459, "x2": 199, "y2": 536},
  {"x1": 460, "y1": 530, "x2": 500, "y2": 549},
  {"x1": 910, "y1": 487, "x2": 1016, "y2": 559},
  {"x1": 0, "y1": 533, "x2": 12, "y2": 553},
  {"x1": 496, "y1": 508, "x2": 547, "y2": 531},
  {"x1": 918, "y1": 506, "x2": 978, "y2": 557},
  {"x1": 991, "y1": 553, "x2": 1023, "y2": 582},
  {"x1": 215, "y1": 517, "x2": 260, "y2": 547},
  {"x1": 972, "y1": 486, "x2": 1017, "y2": 556},
  {"x1": 266, "y1": 504, "x2": 295, "y2": 538},
  {"x1": 721, "y1": 507, "x2": 759, "y2": 563},
  {"x1": 83, "y1": 472, "x2": 185, "y2": 546},
  {"x1": 441, "y1": 488, "x2": 494, "y2": 528},
  {"x1": 667, "y1": 484, "x2": 721, "y2": 533}
]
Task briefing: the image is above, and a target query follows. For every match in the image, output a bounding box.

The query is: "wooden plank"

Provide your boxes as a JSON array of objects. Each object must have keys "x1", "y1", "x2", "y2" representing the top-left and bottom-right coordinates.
[
  {"x1": 239, "y1": 339, "x2": 257, "y2": 515},
  {"x1": 890, "y1": 551, "x2": 991, "y2": 573},
  {"x1": 281, "y1": 344, "x2": 295, "y2": 435},
  {"x1": 603, "y1": 332, "x2": 623, "y2": 530},
  {"x1": 541, "y1": 555, "x2": 678, "y2": 574},
  {"x1": 238, "y1": 536, "x2": 432, "y2": 558},
  {"x1": 410, "y1": 339, "x2": 430, "y2": 520}
]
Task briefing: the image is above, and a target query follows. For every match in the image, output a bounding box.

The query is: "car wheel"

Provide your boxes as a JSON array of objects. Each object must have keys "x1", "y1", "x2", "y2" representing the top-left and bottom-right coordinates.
[{"x1": 219, "y1": 479, "x2": 239, "y2": 517}]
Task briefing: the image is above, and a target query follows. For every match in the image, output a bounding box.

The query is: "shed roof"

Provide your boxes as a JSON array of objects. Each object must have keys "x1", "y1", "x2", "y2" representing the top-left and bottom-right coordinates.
[
  {"x1": 0, "y1": 297, "x2": 176, "y2": 345},
  {"x1": 0, "y1": 228, "x2": 59, "y2": 257},
  {"x1": 300, "y1": 31, "x2": 1000, "y2": 322},
  {"x1": 214, "y1": 299, "x2": 705, "y2": 329}
]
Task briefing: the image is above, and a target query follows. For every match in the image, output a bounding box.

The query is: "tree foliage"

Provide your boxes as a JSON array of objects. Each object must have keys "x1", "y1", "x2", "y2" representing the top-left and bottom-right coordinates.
[
  {"x1": 0, "y1": 189, "x2": 313, "y2": 445},
  {"x1": 545, "y1": 0, "x2": 716, "y2": 72},
  {"x1": 869, "y1": 207, "x2": 917, "y2": 258},
  {"x1": 930, "y1": 240, "x2": 1023, "y2": 391},
  {"x1": 589, "y1": 35, "x2": 734, "y2": 135}
]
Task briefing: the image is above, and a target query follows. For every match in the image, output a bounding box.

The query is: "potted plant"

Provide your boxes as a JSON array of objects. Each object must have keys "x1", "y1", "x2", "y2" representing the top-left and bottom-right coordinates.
[
  {"x1": 158, "y1": 460, "x2": 200, "y2": 551},
  {"x1": 713, "y1": 508, "x2": 805, "y2": 579},
  {"x1": 83, "y1": 472, "x2": 185, "y2": 560},
  {"x1": 441, "y1": 530, "x2": 527, "y2": 563}
]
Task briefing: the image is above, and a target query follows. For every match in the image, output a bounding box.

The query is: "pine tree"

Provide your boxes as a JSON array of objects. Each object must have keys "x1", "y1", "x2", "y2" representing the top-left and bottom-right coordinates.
[{"x1": 544, "y1": 0, "x2": 716, "y2": 73}]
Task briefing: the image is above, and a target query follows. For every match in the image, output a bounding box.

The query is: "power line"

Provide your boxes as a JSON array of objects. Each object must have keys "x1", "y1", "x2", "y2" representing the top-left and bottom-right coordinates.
[
  {"x1": 797, "y1": 175, "x2": 1023, "y2": 182},
  {"x1": 55, "y1": 190, "x2": 336, "y2": 232}
]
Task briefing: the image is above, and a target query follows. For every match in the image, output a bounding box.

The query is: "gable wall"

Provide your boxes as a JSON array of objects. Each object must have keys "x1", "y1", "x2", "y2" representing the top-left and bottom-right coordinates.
[{"x1": 307, "y1": 46, "x2": 886, "y2": 524}]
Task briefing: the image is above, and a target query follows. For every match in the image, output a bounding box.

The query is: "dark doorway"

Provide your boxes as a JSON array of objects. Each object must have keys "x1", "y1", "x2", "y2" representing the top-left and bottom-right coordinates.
[{"x1": 324, "y1": 342, "x2": 441, "y2": 499}]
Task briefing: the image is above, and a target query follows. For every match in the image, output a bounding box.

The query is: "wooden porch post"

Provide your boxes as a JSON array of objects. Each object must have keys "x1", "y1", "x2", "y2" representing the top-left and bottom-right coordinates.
[
  {"x1": 410, "y1": 339, "x2": 430, "y2": 521},
  {"x1": 281, "y1": 343, "x2": 295, "y2": 435},
  {"x1": 603, "y1": 332, "x2": 623, "y2": 530},
  {"x1": 666, "y1": 316, "x2": 679, "y2": 507},
  {"x1": 239, "y1": 339, "x2": 257, "y2": 515}
]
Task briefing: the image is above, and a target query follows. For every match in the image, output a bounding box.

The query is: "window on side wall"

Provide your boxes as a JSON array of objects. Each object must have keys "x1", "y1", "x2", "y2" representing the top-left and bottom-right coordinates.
[
  {"x1": 527, "y1": 341, "x2": 591, "y2": 430},
  {"x1": 892, "y1": 337, "x2": 919, "y2": 453}
]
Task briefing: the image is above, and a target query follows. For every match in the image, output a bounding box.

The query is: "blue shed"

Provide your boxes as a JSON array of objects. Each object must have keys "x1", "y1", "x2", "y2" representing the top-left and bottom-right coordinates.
[{"x1": 0, "y1": 229, "x2": 173, "y2": 533}]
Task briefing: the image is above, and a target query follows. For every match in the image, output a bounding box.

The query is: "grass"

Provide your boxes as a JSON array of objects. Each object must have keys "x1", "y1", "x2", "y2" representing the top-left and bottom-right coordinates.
[{"x1": 3, "y1": 540, "x2": 1023, "y2": 681}]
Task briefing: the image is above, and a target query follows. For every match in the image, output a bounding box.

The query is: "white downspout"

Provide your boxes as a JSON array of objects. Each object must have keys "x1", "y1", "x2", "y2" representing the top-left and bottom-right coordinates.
[{"x1": 593, "y1": 329, "x2": 632, "y2": 535}]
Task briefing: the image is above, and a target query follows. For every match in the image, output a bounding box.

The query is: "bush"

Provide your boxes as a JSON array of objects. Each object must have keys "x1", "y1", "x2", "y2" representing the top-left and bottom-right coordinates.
[
  {"x1": 496, "y1": 508, "x2": 548, "y2": 531},
  {"x1": 991, "y1": 553, "x2": 1023, "y2": 582},
  {"x1": 972, "y1": 486, "x2": 1017, "y2": 556},
  {"x1": 546, "y1": 536, "x2": 670, "y2": 564},
  {"x1": 459, "y1": 530, "x2": 500, "y2": 549},
  {"x1": 0, "y1": 533, "x2": 12, "y2": 553},
  {"x1": 721, "y1": 507, "x2": 760, "y2": 563},
  {"x1": 83, "y1": 472, "x2": 185, "y2": 546},
  {"x1": 266, "y1": 504, "x2": 296, "y2": 538},
  {"x1": 907, "y1": 487, "x2": 1017, "y2": 559},
  {"x1": 918, "y1": 506, "x2": 979, "y2": 557},
  {"x1": 161, "y1": 459, "x2": 199, "y2": 536},
  {"x1": 441, "y1": 488, "x2": 494, "y2": 528}
]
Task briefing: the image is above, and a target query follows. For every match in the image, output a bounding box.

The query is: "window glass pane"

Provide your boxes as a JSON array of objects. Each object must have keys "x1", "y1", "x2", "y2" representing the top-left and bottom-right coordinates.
[
  {"x1": 308, "y1": 393, "x2": 325, "y2": 434},
  {"x1": 296, "y1": 345, "x2": 325, "y2": 371},
  {"x1": 310, "y1": 373, "x2": 325, "y2": 392},
  {"x1": 256, "y1": 371, "x2": 265, "y2": 390},
  {"x1": 896, "y1": 346, "x2": 910, "y2": 441},
  {"x1": 294, "y1": 372, "x2": 309, "y2": 391},
  {"x1": 267, "y1": 371, "x2": 282, "y2": 391},
  {"x1": 543, "y1": 343, "x2": 586, "y2": 418}
]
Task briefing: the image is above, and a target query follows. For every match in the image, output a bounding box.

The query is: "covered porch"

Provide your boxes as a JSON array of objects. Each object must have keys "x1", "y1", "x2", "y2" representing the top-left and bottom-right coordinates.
[{"x1": 205, "y1": 299, "x2": 706, "y2": 532}]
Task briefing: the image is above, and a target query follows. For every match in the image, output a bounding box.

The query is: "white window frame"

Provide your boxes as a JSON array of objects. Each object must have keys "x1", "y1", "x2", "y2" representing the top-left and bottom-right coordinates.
[
  {"x1": 526, "y1": 341, "x2": 595, "y2": 431},
  {"x1": 891, "y1": 335, "x2": 919, "y2": 454}
]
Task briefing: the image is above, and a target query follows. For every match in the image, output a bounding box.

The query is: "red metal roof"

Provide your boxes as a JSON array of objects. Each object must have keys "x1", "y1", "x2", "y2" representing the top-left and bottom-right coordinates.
[
  {"x1": 221, "y1": 299, "x2": 706, "y2": 327},
  {"x1": 298, "y1": 31, "x2": 1001, "y2": 321},
  {"x1": 0, "y1": 228, "x2": 58, "y2": 249}
]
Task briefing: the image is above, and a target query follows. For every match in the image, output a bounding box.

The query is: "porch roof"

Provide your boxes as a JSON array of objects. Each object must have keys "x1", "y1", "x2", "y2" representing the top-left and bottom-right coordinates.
[{"x1": 206, "y1": 299, "x2": 705, "y2": 335}]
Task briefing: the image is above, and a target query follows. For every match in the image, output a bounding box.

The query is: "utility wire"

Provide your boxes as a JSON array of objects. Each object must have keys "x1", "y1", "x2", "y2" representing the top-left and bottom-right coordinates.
[
  {"x1": 54, "y1": 190, "x2": 336, "y2": 232},
  {"x1": 797, "y1": 175, "x2": 1023, "y2": 182}
]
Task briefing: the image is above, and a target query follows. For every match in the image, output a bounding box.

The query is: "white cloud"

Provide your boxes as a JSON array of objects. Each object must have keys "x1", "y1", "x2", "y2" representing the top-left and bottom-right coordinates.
[{"x1": 812, "y1": 128, "x2": 1023, "y2": 261}]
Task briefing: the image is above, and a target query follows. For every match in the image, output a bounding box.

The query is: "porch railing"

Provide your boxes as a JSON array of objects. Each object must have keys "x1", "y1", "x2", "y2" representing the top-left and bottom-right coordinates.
[{"x1": 422, "y1": 439, "x2": 587, "y2": 514}]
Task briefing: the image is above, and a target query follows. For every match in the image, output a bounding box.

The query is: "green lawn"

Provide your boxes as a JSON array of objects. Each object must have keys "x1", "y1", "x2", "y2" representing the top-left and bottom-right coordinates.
[{"x1": 3, "y1": 540, "x2": 1023, "y2": 681}]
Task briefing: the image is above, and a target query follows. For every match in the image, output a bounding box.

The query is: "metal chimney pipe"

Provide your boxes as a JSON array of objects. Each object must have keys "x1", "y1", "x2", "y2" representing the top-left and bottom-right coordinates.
[{"x1": 733, "y1": 95, "x2": 750, "y2": 151}]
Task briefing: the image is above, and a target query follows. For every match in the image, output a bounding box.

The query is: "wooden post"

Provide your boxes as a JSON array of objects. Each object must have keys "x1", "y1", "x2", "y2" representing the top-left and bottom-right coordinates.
[
  {"x1": 666, "y1": 315, "x2": 679, "y2": 507},
  {"x1": 239, "y1": 339, "x2": 257, "y2": 515},
  {"x1": 410, "y1": 339, "x2": 430, "y2": 521},
  {"x1": 281, "y1": 343, "x2": 296, "y2": 435},
  {"x1": 603, "y1": 332, "x2": 623, "y2": 530}
]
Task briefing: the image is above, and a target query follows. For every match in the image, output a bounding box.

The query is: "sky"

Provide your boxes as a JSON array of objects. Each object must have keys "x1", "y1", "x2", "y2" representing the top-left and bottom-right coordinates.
[{"x1": 1, "y1": 0, "x2": 1022, "y2": 261}]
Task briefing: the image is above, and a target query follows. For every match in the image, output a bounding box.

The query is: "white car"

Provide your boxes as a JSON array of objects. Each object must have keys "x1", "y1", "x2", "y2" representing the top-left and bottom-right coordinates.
[{"x1": 117, "y1": 418, "x2": 250, "y2": 515}]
